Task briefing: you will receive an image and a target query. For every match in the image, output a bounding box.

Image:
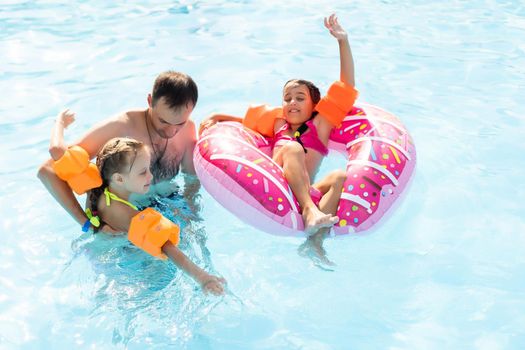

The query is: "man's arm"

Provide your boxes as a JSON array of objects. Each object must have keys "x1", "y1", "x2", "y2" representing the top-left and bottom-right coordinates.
[
  {"x1": 179, "y1": 120, "x2": 202, "y2": 212},
  {"x1": 38, "y1": 158, "x2": 89, "y2": 225},
  {"x1": 180, "y1": 119, "x2": 197, "y2": 175},
  {"x1": 37, "y1": 116, "x2": 127, "y2": 228}
]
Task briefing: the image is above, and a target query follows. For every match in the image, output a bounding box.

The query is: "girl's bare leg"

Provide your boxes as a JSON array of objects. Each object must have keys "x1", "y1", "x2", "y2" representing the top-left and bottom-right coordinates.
[
  {"x1": 299, "y1": 169, "x2": 346, "y2": 267},
  {"x1": 273, "y1": 142, "x2": 338, "y2": 235}
]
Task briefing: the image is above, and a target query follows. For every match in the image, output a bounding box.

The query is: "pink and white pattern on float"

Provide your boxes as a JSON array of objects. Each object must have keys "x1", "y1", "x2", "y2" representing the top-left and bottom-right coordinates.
[
  {"x1": 328, "y1": 103, "x2": 416, "y2": 234},
  {"x1": 194, "y1": 102, "x2": 416, "y2": 237}
]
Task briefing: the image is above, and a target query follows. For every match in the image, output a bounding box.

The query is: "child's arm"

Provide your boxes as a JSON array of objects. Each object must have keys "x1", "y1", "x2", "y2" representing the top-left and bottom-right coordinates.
[
  {"x1": 274, "y1": 117, "x2": 286, "y2": 135},
  {"x1": 199, "y1": 113, "x2": 242, "y2": 135},
  {"x1": 325, "y1": 14, "x2": 355, "y2": 87},
  {"x1": 202, "y1": 106, "x2": 283, "y2": 138},
  {"x1": 49, "y1": 109, "x2": 76, "y2": 160},
  {"x1": 102, "y1": 203, "x2": 226, "y2": 295},
  {"x1": 162, "y1": 242, "x2": 226, "y2": 295},
  {"x1": 315, "y1": 15, "x2": 357, "y2": 135}
]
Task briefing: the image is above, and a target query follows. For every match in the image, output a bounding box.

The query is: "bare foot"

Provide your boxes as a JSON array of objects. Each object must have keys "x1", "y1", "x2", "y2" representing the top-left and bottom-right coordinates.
[
  {"x1": 298, "y1": 231, "x2": 336, "y2": 270},
  {"x1": 302, "y1": 205, "x2": 339, "y2": 235}
]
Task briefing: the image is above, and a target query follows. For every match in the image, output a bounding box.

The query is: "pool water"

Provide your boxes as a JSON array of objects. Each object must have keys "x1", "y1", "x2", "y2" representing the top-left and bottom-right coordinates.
[{"x1": 1, "y1": 1, "x2": 524, "y2": 348}]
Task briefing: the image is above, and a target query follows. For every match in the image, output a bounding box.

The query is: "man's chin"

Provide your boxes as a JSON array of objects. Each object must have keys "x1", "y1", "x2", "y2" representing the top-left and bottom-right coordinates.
[{"x1": 164, "y1": 129, "x2": 182, "y2": 138}]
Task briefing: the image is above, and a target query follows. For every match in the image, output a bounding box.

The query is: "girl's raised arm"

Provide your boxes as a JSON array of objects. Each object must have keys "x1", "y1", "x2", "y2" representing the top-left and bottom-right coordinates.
[
  {"x1": 49, "y1": 109, "x2": 76, "y2": 160},
  {"x1": 324, "y1": 14, "x2": 355, "y2": 87}
]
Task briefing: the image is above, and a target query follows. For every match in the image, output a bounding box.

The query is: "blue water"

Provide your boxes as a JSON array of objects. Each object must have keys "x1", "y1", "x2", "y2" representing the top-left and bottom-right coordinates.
[{"x1": 1, "y1": 1, "x2": 524, "y2": 348}]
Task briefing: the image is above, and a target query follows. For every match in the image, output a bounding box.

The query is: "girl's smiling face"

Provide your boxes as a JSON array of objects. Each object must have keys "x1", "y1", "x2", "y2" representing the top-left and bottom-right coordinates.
[{"x1": 282, "y1": 83, "x2": 315, "y2": 126}]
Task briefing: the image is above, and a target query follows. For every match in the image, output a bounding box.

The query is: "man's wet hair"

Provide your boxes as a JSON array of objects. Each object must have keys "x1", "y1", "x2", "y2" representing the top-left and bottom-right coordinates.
[{"x1": 152, "y1": 71, "x2": 198, "y2": 110}]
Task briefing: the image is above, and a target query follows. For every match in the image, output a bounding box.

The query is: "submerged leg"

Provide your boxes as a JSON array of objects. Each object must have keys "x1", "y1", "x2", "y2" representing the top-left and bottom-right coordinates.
[
  {"x1": 298, "y1": 227, "x2": 335, "y2": 270},
  {"x1": 300, "y1": 169, "x2": 347, "y2": 267}
]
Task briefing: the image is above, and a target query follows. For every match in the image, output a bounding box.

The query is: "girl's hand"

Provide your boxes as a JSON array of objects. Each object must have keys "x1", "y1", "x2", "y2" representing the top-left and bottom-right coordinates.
[
  {"x1": 198, "y1": 114, "x2": 219, "y2": 136},
  {"x1": 57, "y1": 109, "x2": 76, "y2": 128},
  {"x1": 324, "y1": 14, "x2": 347, "y2": 41},
  {"x1": 200, "y1": 274, "x2": 227, "y2": 296}
]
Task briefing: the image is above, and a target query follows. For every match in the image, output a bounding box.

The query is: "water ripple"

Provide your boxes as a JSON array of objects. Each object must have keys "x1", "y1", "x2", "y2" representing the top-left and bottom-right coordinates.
[{"x1": 1, "y1": 0, "x2": 525, "y2": 348}]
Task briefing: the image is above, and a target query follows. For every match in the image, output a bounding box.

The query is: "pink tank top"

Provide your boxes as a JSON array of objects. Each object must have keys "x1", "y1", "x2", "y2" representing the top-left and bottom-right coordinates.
[{"x1": 273, "y1": 120, "x2": 329, "y2": 156}]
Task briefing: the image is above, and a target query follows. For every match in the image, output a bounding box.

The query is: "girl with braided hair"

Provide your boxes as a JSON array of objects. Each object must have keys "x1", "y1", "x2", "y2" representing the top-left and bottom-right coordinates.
[{"x1": 49, "y1": 109, "x2": 226, "y2": 295}]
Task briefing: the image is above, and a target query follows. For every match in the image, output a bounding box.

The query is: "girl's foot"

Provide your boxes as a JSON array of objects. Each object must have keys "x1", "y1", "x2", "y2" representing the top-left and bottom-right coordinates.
[
  {"x1": 302, "y1": 205, "x2": 339, "y2": 235},
  {"x1": 298, "y1": 233, "x2": 336, "y2": 270}
]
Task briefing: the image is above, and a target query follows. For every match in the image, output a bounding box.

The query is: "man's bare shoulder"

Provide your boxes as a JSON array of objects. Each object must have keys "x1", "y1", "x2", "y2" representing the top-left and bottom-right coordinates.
[
  {"x1": 112, "y1": 109, "x2": 145, "y2": 126},
  {"x1": 121, "y1": 109, "x2": 145, "y2": 120},
  {"x1": 86, "y1": 109, "x2": 147, "y2": 134},
  {"x1": 75, "y1": 109, "x2": 146, "y2": 158},
  {"x1": 180, "y1": 119, "x2": 197, "y2": 140},
  {"x1": 83, "y1": 110, "x2": 130, "y2": 130}
]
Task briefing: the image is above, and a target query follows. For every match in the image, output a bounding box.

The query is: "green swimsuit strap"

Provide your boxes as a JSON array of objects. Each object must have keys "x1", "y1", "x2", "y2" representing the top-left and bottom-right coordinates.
[{"x1": 104, "y1": 187, "x2": 138, "y2": 210}]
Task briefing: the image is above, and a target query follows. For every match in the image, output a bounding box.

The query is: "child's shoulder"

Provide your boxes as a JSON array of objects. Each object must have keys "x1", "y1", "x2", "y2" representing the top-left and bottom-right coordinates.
[
  {"x1": 97, "y1": 195, "x2": 138, "y2": 231},
  {"x1": 96, "y1": 194, "x2": 111, "y2": 218},
  {"x1": 313, "y1": 114, "x2": 335, "y2": 140}
]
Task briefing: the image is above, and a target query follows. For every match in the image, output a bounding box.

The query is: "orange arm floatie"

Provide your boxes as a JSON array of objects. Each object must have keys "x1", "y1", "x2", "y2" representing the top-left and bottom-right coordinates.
[
  {"x1": 128, "y1": 208, "x2": 180, "y2": 260},
  {"x1": 242, "y1": 104, "x2": 283, "y2": 137},
  {"x1": 52, "y1": 145, "x2": 102, "y2": 195},
  {"x1": 315, "y1": 81, "x2": 358, "y2": 127}
]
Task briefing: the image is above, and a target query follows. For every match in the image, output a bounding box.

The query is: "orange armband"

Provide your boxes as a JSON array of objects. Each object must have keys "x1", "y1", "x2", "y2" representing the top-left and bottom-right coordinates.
[
  {"x1": 314, "y1": 81, "x2": 358, "y2": 127},
  {"x1": 52, "y1": 145, "x2": 102, "y2": 195},
  {"x1": 128, "y1": 208, "x2": 180, "y2": 260},
  {"x1": 242, "y1": 104, "x2": 283, "y2": 137}
]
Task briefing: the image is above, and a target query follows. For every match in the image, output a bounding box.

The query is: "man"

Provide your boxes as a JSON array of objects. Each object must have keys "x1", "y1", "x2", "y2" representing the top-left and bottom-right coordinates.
[{"x1": 38, "y1": 71, "x2": 199, "y2": 233}]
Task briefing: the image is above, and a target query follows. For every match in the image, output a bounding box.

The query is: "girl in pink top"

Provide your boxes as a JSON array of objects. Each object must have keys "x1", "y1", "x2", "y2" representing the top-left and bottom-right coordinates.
[{"x1": 201, "y1": 14, "x2": 356, "y2": 265}]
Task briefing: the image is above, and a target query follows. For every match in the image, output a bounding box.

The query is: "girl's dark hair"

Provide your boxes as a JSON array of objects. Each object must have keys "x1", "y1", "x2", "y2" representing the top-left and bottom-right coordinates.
[
  {"x1": 87, "y1": 138, "x2": 146, "y2": 230},
  {"x1": 283, "y1": 79, "x2": 321, "y2": 104},
  {"x1": 283, "y1": 79, "x2": 321, "y2": 118}
]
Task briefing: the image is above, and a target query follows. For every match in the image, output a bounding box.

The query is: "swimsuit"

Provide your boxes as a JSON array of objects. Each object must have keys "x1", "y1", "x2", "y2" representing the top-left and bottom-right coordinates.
[
  {"x1": 83, "y1": 188, "x2": 137, "y2": 233},
  {"x1": 273, "y1": 120, "x2": 326, "y2": 210},
  {"x1": 273, "y1": 119, "x2": 329, "y2": 156},
  {"x1": 309, "y1": 186, "x2": 322, "y2": 207},
  {"x1": 104, "y1": 187, "x2": 138, "y2": 210}
]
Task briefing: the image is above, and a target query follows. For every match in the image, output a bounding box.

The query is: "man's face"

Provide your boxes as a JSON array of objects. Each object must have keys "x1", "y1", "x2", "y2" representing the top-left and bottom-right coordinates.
[{"x1": 150, "y1": 96, "x2": 194, "y2": 139}]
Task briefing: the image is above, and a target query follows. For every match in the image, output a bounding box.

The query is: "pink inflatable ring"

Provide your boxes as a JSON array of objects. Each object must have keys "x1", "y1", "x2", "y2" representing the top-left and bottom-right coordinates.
[{"x1": 195, "y1": 103, "x2": 416, "y2": 237}]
